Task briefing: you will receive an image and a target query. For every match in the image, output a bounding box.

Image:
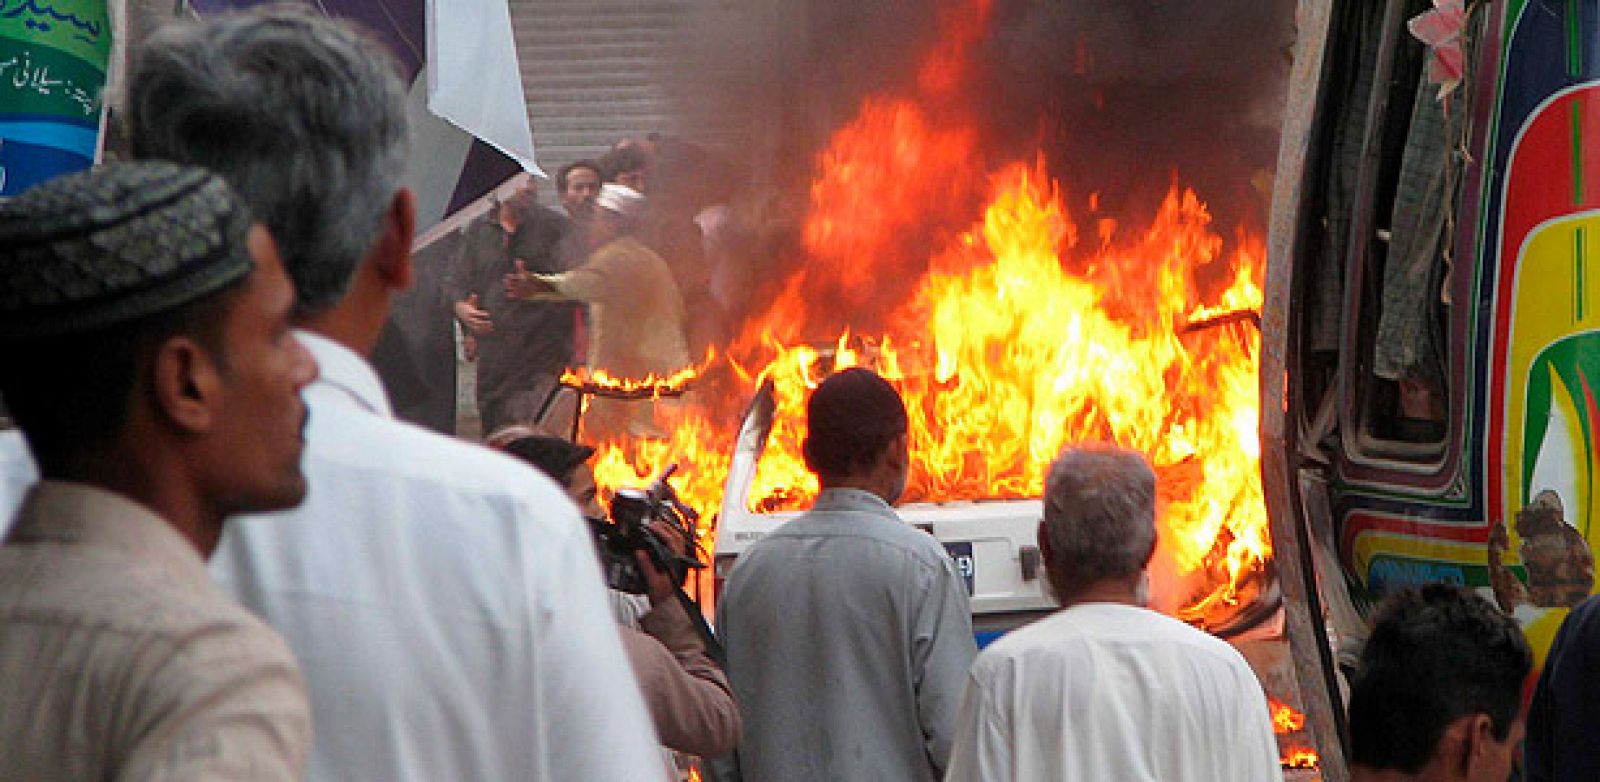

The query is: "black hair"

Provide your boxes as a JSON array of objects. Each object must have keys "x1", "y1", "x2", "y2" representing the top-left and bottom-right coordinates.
[
  {"x1": 1349, "y1": 583, "x2": 1532, "y2": 773},
  {"x1": 598, "y1": 145, "x2": 649, "y2": 182},
  {"x1": 501, "y1": 435, "x2": 596, "y2": 487},
  {"x1": 0, "y1": 282, "x2": 245, "y2": 473},
  {"x1": 802, "y1": 368, "x2": 908, "y2": 479},
  {"x1": 556, "y1": 160, "x2": 601, "y2": 194}
]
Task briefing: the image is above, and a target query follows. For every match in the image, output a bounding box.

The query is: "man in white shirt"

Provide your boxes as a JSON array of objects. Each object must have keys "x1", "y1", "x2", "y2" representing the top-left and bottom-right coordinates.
[
  {"x1": 111, "y1": 9, "x2": 665, "y2": 780},
  {"x1": 945, "y1": 444, "x2": 1282, "y2": 782}
]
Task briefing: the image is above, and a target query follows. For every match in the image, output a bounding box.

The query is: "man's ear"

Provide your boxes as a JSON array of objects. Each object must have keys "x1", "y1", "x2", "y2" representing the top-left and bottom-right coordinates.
[
  {"x1": 1435, "y1": 713, "x2": 1489, "y2": 777},
  {"x1": 887, "y1": 431, "x2": 910, "y2": 470},
  {"x1": 149, "y1": 336, "x2": 222, "y2": 435},
  {"x1": 371, "y1": 187, "x2": 416, "y2": 291},
  {"x1": 1461, "y1": 713, "x2": 1503, "y2": 775}
]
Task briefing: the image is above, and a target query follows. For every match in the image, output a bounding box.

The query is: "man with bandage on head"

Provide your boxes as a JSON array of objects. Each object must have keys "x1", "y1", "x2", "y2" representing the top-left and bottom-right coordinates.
[{"x1": 504, "y1": 182, "x2": 690, "y2": 441}]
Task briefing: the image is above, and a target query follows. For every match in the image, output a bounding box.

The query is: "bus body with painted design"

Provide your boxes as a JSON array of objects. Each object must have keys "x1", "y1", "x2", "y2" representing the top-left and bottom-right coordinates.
[{"x1": 1262, "y1": 0, "x2": 1600, "y2": 768}]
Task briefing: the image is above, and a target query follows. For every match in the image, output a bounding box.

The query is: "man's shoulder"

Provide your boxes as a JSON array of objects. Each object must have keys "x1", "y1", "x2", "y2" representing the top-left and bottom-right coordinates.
[
  {"x1": 983, "y1": 604, "x2": 1245, "y2": 662},
  {"x1": 294, "y1": 404, "x2": 574, "y2": 526},
  {"x1": 735, "y1": 507, "x2": 955, "y2": 584},
  {"x1": 780, "y1": 505, "x2": 952, "y2": 560},
  {"x1": 512, "y1": 208, "x2": 571, "y2": 254},
  {"x1": 971, "y1": 607, "x2": 1259, "y2": 711},
  {"x1": 1555, "y1": 593, "x2": 1600, "y2": 651},
  {"x1": 0, "y1": 546, "x2": 295, "y2": 661},
  {"x1": 533, "y1": 205, "x2": 570, "y2": 229}
]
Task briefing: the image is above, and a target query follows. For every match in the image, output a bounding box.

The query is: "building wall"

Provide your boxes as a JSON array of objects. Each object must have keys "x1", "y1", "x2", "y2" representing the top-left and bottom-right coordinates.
[{"x1": 508, "y1": 0, "x2": 775, "y2": 181}]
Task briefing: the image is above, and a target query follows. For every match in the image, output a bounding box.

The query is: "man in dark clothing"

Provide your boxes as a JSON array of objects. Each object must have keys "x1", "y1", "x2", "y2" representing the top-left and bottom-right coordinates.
[
  {"x1": 1528, "y1": 592, "x2": 1600, "y2": 781},
  {"x1": 443, "y1": 183, "x2": 580, "y2": 434},
  {"x1": 553, "y1": 160, "x2": 601, "y2": 272},
  {"x1": 1349, "y1": 584, "x2": 1530, "y2": 782}
]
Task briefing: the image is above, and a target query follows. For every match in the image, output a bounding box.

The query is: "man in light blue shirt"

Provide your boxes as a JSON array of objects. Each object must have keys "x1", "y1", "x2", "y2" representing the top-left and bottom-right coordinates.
[{"x1": 717, "y1": 368, "x2": 976, "y2": 781}]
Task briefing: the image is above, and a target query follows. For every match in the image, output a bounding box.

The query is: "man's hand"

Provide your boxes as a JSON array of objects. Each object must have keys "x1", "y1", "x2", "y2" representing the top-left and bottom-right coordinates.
[
  {"x1": 504, "y1": 259, "x2": 556, "y2": 300},
  {"x1": 636, "y1": 520, "x2": 691, "y2": 606},
  {"x1": 454, "y1": 293, "x2": 494, "y2": 335}
]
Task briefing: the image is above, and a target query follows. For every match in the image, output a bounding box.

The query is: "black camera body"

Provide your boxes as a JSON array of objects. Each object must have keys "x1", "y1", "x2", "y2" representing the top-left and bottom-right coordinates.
[{"x1": 590, "y1": 464, "x2": 703, "y2": 595}]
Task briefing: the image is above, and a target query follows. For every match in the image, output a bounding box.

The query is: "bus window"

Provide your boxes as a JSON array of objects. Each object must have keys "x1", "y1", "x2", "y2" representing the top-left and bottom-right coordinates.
[
  {"x1": 1345, "y1": 0, "x2": 1471, "y2": 462},
  {"x1": 1297, "y1": 0, "x2": 1388, "y2": 443}
]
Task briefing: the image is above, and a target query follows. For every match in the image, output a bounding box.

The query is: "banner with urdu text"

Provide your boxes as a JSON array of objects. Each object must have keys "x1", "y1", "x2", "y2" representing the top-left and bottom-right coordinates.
[{"x1": 0, "y1": 0, "x2": 109, "y2": 195}]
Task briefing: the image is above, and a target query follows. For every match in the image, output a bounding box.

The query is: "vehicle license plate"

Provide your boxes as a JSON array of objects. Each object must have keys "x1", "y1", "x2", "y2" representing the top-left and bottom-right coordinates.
[{"x1": 943, "y1": 541, "x2": 976, "y2": 596}]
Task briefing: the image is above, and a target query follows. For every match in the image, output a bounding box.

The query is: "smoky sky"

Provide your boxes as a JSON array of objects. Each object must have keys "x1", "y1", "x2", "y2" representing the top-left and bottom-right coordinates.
[
  {"x1": 973, "y1": 0, "x2": 1294, "y2": 227},
  {"x1": 674, "y1": 0, "x2": 1293, "y2": 227}
]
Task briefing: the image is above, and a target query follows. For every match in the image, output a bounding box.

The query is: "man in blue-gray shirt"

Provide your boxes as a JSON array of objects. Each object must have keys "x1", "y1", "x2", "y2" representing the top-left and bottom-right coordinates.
[{"x1": 717, "y1": 368, "x2": 976, "y2": 781}]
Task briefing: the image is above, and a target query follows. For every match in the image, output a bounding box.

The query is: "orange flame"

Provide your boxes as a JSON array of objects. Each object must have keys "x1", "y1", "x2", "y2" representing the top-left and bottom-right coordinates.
[
  {"x1": 1269, "y1": 698, "x2": 1320, "y2": 770},
  {"x1": 587, "y1": 0, "x2": 1272, "y2": 627},
  {"x1": 1269, "y1": 697, "x2": 1307, "y2": 734},
  {"x1": 561, "y1": 361, "x2": 706, "y2": 399}
]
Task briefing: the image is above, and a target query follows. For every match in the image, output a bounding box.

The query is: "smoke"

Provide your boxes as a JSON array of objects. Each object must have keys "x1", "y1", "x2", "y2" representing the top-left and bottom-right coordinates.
[
  {"x1": 663, "y1": 1, "x2": 949, "y2": 187},
  {"x1": 972, "y1": 0, "x2": 1295, "y2": 228},
  {"x1": 670, "y1": 0, "x2": 1292, "y2": 214}
]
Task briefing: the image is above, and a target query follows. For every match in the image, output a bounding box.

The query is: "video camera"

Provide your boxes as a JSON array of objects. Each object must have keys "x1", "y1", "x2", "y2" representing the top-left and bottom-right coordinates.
[{"x1": 591, "y1": 463, "x2": 705, "y2": 596}]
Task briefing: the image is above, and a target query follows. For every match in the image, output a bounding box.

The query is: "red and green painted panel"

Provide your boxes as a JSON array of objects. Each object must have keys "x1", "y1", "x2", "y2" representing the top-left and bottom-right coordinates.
[
  {"x1": 0, "y1": 0, "x2": 110, "y2": 195},
  {"x1": 1481, "y1": 1, "x2": 1600, "y2": 656}
]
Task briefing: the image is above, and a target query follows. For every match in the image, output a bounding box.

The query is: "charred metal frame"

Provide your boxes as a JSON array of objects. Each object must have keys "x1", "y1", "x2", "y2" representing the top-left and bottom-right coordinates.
[{"x1": 1260, "y1": 0, "x2": 1351, "y2": 779}]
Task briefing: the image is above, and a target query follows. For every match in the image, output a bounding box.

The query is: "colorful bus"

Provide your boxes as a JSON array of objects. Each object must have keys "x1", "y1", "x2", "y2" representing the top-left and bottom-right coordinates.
[{"x1": 1264, "y1": 0, "x2": 1600, "y2": 771}]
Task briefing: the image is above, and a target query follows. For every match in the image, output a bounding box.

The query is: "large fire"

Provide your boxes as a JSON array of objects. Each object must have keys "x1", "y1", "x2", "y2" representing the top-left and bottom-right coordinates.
[{"x1": 587, "y1": 0, "x2": 1271, "y2": 627}]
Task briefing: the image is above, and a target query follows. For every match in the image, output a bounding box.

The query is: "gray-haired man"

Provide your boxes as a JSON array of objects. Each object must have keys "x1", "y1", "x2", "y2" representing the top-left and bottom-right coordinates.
[
  {"x1": 116, "y1": 8, "x2": 664, "y2": 781},
  {"x1": 945, "y1": 445, "x2": 1282, "y2": 781}
]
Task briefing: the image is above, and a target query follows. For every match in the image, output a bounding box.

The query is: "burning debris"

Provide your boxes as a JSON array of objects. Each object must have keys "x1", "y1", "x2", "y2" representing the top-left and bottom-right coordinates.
[
  {"x1": 1282, "y1": 748, "x2": 1321, "y2": 770},
  {"x1": 561, "y1": 364, "x2": 704, "y2": 400},
  {"x1": 1268, "y1": 697, "x2": 1321, "y2": 771}
]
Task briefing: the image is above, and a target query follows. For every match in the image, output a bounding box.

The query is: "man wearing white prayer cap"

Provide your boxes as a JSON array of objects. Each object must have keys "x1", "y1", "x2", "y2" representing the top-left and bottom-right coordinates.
[{"x1": 506, "y1": 182, "x2": 690, "y2": 441}]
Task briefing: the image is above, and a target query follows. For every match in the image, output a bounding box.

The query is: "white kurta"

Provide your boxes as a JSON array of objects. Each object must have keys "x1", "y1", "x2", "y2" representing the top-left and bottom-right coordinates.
[
  {"x1": 945, "y1": 602, "x2": 1283, "y2": 782},
  {"x1": 0, "y1": 342, "x2": 671, "y2": 780},
  {"x1": 205, "y1": 332, "x2": 667, "y2": 782},
  {"x1": 0, "y1": 429, "x2": 32, "y2": 529}
]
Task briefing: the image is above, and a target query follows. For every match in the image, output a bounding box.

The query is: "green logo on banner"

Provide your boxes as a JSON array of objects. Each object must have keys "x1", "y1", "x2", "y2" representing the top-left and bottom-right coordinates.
[
  {"x1": 0, "y1": 1, "x2": 110, "y2": 65},
  {"x1": 0, "y1": 1, "x2": 110, "y2": 194},
  {"x1": 0, "y1": 0, "x2": 110, "y2": 122}
]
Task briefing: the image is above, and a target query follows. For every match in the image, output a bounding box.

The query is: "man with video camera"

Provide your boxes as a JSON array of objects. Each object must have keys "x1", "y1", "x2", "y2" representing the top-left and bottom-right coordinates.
[{"x1": 499, "y1": 433, "x2": 741, "y2": 759}]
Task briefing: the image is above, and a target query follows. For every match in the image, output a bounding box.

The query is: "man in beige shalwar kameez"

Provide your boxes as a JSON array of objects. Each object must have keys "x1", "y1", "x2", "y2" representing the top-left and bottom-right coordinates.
[{"x1": 506, "y1": 183, "x2": 690, "y2": 441}]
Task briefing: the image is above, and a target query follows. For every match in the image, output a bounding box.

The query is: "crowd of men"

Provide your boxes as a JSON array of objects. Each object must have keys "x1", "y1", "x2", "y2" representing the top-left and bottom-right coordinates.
[
  {"x1": 0, "y1": 7, "x2": 1591, "y2": 782},
  {"x1": 445, "y1": 131, "x2": 709, "y2": 442}
]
